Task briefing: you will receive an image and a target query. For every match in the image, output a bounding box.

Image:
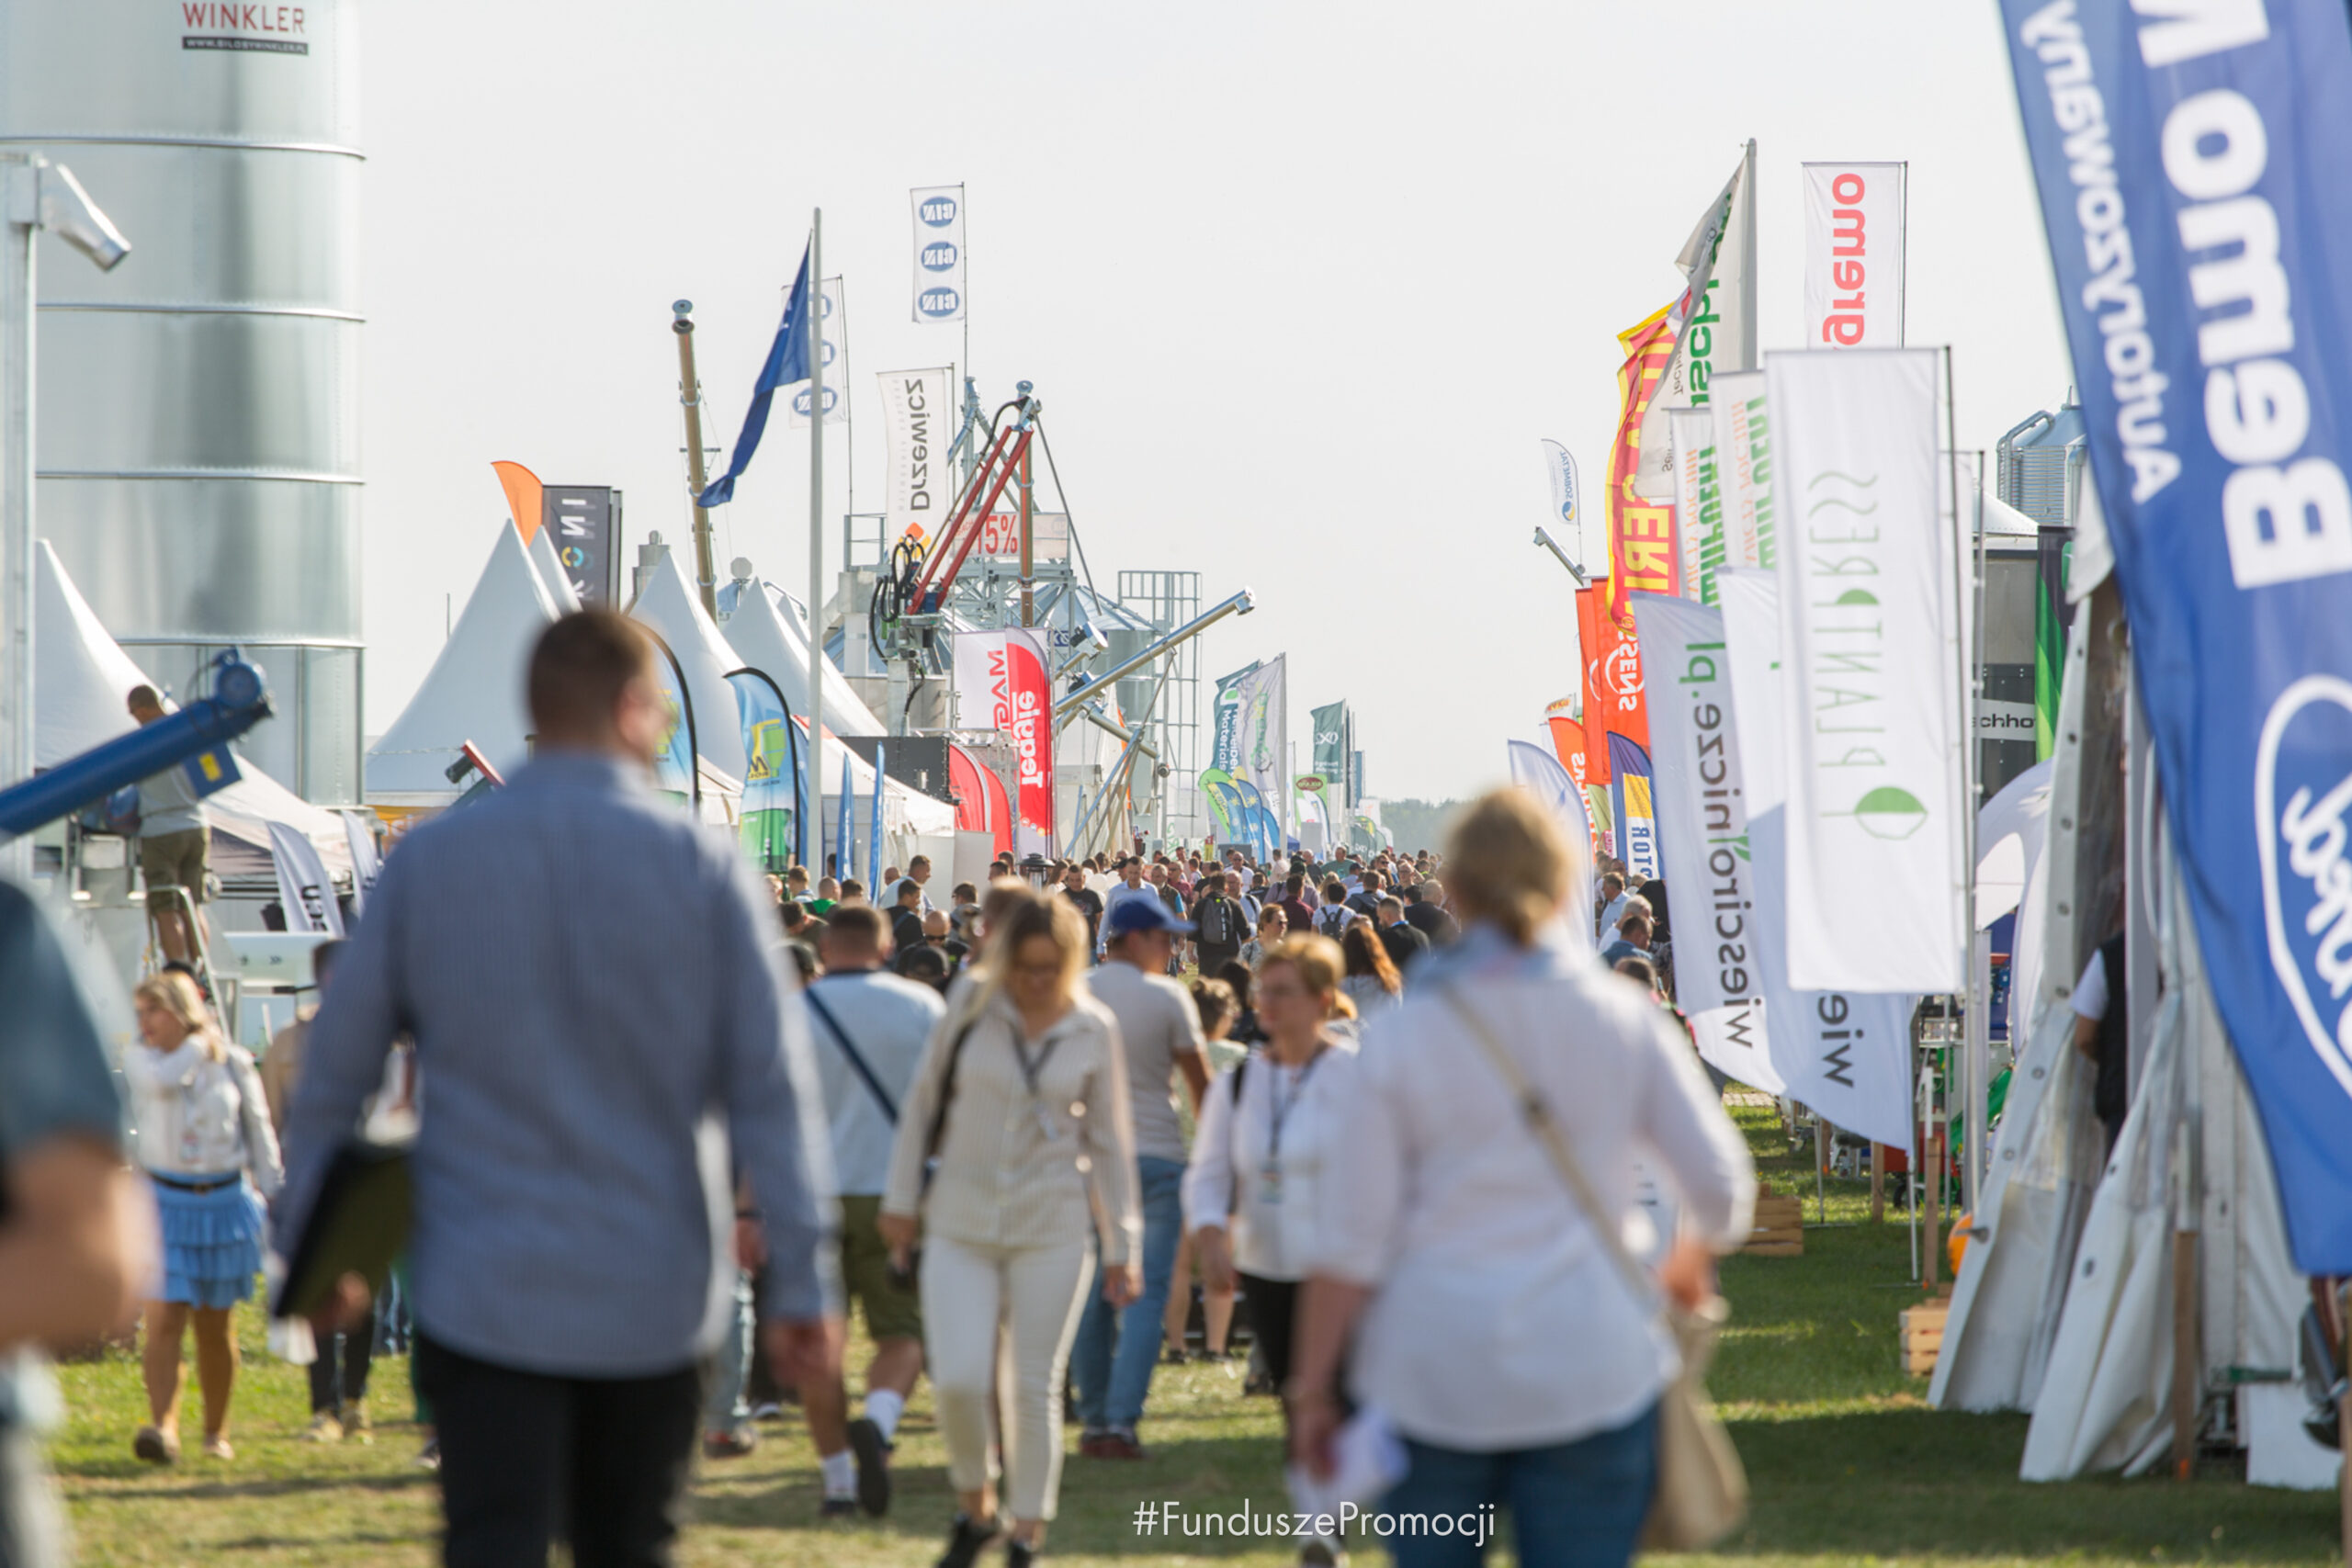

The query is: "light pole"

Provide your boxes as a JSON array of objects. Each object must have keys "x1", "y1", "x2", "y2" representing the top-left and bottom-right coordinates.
[
  {"x1": 1532, "y1": 525, "x2": 1587, "y2": 587},
  {"x1": 4, "y1": 153, "x2": 130, "y2": 882}
]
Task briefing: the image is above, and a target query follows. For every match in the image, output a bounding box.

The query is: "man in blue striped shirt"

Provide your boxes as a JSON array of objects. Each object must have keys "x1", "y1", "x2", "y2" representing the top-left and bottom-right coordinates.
[{"x1": 280, "y1": 610, "x2": 842, "y2": 1568}]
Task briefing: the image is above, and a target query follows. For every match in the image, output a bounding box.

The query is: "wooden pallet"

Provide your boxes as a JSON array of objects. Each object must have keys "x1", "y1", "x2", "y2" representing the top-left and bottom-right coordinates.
[
  {"x1": 1899, "y1": 1297, "x2": 1950, "y2": 1377},
  {"x1": 1741, "y1": 1190, "x2": 1805, "y2": 1257}
]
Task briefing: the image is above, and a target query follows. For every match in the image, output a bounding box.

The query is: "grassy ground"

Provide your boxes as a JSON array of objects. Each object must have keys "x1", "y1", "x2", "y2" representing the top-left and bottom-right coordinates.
[{"x1": 48, "y1": 1103, "x2": 2342, "y2": 1565}]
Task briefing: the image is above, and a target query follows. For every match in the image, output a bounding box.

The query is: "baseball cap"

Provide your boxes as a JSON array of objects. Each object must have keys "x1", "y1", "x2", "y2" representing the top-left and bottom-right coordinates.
[{"x1": 1105, "y1": 896, "x2": 1194, "y2": 939}]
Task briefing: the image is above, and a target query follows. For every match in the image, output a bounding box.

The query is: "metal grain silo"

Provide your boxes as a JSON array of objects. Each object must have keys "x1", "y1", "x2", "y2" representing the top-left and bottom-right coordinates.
[{"x1": 0, "y1": 0, "x2": 361, "y2": 801}]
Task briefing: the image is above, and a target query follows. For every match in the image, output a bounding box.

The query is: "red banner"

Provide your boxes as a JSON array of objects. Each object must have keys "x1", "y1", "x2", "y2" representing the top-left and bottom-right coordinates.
[
  {"x1": 1580, "y1": 586, "x2": 1651, "y2": 755},
  {"x1": 954, "y1": 628, "x2": 1055, "y2": 844},
  {"x1": 1544, "y1": 695, "x2": 1587, "y2": 791},
  {"x1": 1604, "y1": 306, "x2": 1681, "y2": 631}
]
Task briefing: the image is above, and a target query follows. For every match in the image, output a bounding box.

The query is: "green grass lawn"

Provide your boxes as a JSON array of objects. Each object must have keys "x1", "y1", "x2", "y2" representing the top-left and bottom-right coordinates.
[{"x1": 47, "y1": 1103, "x2": 2343, "y2": 1565}]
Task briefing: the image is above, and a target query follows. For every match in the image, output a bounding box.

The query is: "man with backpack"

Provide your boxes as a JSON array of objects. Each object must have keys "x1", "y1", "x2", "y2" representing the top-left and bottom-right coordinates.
[
  {"x1": 1313, "y1": 878, "x2": 1355, "y2": 942},
  {"x1": 798, "y1": 907, "x2": 944, "y2": 1517},
  {"x1": 1191, "y1": 872, "x2": 1248, "y2": 979}
]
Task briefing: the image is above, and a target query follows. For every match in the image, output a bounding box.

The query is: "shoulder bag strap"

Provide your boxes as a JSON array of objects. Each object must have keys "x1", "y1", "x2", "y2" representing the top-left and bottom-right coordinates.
[
  {"x1": 920, "y1": 1009, "x2": 985, "y2": 1178},
  {"x1": 1439, "y1": 987, "x2": 1661, "y2": 1315},
  {"x1": 803, "y1": 987, "x2": 899, "y2": 1125}
]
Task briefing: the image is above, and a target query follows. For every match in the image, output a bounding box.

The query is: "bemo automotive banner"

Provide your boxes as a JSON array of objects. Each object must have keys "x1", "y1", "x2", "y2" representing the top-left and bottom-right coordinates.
[{"x1": 2001, "y1": 0, "x2": 2352, "y2": 1271}]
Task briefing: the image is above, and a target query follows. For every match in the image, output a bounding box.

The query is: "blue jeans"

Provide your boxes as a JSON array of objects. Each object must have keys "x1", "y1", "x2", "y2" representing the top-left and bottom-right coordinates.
[
  {"x1": 1070, "y1": 1155, "x2": 1184, "y2": 1432},
  {"x1": 1381, "y1": 1402, "x2": 1658, "y2": 1568},
  {"x1": 702, "y1": 1269, "x2": 754, "y2": 1436}
]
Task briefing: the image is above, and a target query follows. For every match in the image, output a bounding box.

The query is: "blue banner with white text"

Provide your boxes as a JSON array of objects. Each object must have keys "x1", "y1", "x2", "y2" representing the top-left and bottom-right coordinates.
[{"x1": 2002, "y1": 0, "x2": 2352, "y2": 1270}]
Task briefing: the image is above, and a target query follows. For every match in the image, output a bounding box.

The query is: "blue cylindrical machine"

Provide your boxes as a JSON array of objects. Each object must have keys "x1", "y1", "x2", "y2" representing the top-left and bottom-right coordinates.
[{"x1": 0, "y1": 0, "x2": 361, "y2": 802}]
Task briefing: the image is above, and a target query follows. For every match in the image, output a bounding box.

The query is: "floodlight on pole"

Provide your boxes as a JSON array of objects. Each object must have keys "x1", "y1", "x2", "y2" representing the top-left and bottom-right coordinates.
[
  {"x1": 5, "y1": 153, "x2": 130, "y2": 882},
  {"x1": 1533, "y1": 525, "x2": 1586, "y2": 587}
]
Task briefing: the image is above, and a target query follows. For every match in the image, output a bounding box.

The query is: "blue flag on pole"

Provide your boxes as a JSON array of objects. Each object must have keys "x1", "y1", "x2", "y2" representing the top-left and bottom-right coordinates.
[
  {"x1": 696, "y1": 243, "x2": 812, "y2": 509},
  {"x1": 2001, "y1": 0, "x2": 2352, "y2": 1271}
]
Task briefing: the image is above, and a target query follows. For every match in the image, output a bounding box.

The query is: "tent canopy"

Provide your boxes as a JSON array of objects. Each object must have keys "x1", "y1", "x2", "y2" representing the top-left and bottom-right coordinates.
[
  {"x1": 367, "y1": 523, "x2": 558, "y2": 807},
  {"x1": 36, "y1": 540, "x2": 353, "y2": 875},
  {"x1": 628, "y1": 551, "x2": 752, "y2": 782}
]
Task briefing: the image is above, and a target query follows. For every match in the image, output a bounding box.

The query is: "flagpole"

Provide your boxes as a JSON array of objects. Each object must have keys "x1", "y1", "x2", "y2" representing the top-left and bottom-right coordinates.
[
  {"x1": 808, "y1": 208, "x2": 825, "y2": 871},
  {"x1": 1740, "y1": 139, "x2": 1758, "y2": 367}
]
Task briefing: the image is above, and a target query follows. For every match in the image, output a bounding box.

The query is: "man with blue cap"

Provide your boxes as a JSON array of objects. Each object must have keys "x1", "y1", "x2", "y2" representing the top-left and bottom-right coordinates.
[{"x1": 1071, "y1": 896, "x2": 1210, "y2": 1459}]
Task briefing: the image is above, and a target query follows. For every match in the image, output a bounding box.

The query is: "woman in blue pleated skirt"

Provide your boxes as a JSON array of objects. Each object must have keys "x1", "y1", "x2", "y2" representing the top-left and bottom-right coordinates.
[{"x1": 121, "y1": 971, "x2": 283, "y2": 1462}]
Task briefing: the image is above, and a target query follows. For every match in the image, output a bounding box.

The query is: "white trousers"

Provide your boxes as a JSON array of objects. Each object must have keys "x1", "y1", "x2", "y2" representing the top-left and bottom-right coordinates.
[{"x1": 920, "y1": 1231, "x2": 1094, "y2": 1521}]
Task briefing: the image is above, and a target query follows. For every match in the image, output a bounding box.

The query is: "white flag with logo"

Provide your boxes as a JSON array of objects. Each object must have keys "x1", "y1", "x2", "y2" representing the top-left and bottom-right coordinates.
[
  {"x1": 340, "y1": 811, "x2": 379, "y2": 918},
  {"x1": 266, "y1": 822, "x2": 345, "y2": 938},
  {"x1": 1635, "y1": 145, "x2": 1758, "y2": 502},
  {"x1": 1719, "y1": 570, "x2": 1914, "y2": 1145},
  {"x1": 1768, "y1": 348, "x2": 1962, "y2": 993},
  {"x1": 910, "y1": 185, "x2": 967, "y2": 324},
  {"x1": 1538, "y1": 439, "x2": 1593, "y2": 572},
  {"x1": 788, "y1": 277, "x2": 848, "y2": 427},
  {"x1": 1628, "y1": 592, "x2": 1781, "y2": 1089},
  {"x1": 1506, "y1": 739, "x2": 1594, "y2": 945},
  {"x1": 1709, "y1": 369, "x2": 1777, "y2": 575},
  {"x1": 1803, "y1": 163, "x2": 1905, "y2": 350},
  {"x1": 877, "y1": 367, "x2": 954, "y2": 534},
  {"x1": 1668, "y1": 409, "x2": 1724, "y2": 605}
]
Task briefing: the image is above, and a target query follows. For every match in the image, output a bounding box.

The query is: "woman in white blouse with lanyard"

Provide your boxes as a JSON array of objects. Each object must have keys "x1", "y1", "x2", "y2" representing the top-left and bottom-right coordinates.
[
  {"x1": 1289, "y1": 791, "x2": 1755, "y2": 1568},
  {"x1": 881, "y1": 888, "x2": 1142, "y2": 1568},
  {"x1": 1184, "y1": 932, "x2": 1358, "y2": 1568},
  {"x1": 120, "y1": 970, "x2": 282, "y2": 1463}
]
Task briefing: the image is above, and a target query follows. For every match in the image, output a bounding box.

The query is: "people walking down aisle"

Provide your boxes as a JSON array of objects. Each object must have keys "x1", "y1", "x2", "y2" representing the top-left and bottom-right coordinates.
[
  {"x1": 121, "y1": 970, "x2": 280, "y2": 1464},
  {"x1": 1290, "y1": 791, "x2": 1756, "y2": 1568},
  {"x1": 1338, "y1": 921, "x2": 1403, "y2": 1014},
  {"x1": 0, "y1": 884, "x2": 155, "y2": 1563},
  {"x1": 1164, "y1": 979, "x2": 1248, "y2": 1366},
  {"x1": 880, "y1": 890, "x2": 1142, "y2": 1568},
  {"x1": 796, "y1": 906, "x2": 945, "y2": 1517},
  {"x1": 278, "y1": 610, "x2": 843, "y2": 1568},
  {"x1": 1073, "y1": 899, "x2": 1211, "y2": 1460},
  {"x1": 1184, "y1": 934, "x2": 1362, "y2": 1568}
]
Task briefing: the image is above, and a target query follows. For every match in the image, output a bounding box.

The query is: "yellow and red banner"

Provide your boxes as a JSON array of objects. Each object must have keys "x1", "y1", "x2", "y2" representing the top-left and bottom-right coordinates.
[{"x1": 1604, "y1": 306, "x2": 1680, "y2": 631}]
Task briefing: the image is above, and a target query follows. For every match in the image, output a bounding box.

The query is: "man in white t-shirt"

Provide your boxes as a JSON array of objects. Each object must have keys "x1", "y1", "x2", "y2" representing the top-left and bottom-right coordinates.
[
  {"x1": 1098, "y1": 858, "x2": 1157, "y2": 955},
  {"x1": 1073, "y1": 897, "x2": 1209, "y2": 1459},
  {"x1": 795, "y1": 906, "x2": 945, "y2": 1517}
]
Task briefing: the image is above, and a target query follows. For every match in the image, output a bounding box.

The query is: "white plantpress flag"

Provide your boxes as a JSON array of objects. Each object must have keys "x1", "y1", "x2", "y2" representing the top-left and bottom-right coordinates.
[
  {"x1": 1719, "y1": 569, "x2": 1914, "y2": 1145},
  {"x1": 1766, "y1": 347, "x2": 1962, "y2": 993},
  {"x1": 1627, "y1": 592, "x2": 1781, "y2": 1090}
]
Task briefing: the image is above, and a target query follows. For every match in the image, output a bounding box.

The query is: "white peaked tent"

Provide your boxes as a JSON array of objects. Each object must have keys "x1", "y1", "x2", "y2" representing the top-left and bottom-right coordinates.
[
  {"x1": 628, "y1": 551, "x2": 750, "y2": 784},
  {"x1": 720, "y1": 573, "x2": 891, "y2": 741},
  {"x1": 527, "y1": 527, "x2": 583, "y2": 614},
  {"x1": 718, "y1": 573, "x2": 956, "y2": 841},
  {"x1": 1933, "y1": 590, "x2": 2326, "y2": 1489},
  {"x1": 36, "y1": 541, "x2": 352, "y2": 877},
  {"x1": 367, "y1": 524, "x2": 560, "y2": 807}
]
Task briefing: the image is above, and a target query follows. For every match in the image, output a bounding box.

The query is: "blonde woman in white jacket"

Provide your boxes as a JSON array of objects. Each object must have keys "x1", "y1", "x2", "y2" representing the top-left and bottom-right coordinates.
[
  {"x1": 880, "y1": 889, "x2": 1141, "y2": 1568},
  {"x1": 120, "y1": 970, "x2": 282, "y2": 1463}
]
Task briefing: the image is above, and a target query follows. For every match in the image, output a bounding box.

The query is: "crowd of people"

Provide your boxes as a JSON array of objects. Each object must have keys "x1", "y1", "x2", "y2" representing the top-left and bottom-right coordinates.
[{"x1": 0, "y1": 608, "x2": 1758, "y2": 1568}]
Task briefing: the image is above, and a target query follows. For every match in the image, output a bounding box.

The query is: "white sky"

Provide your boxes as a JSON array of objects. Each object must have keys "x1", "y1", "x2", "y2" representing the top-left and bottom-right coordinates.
[{"x1": 359, "y1": 2, "x2": 2075, "y2": 803}]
